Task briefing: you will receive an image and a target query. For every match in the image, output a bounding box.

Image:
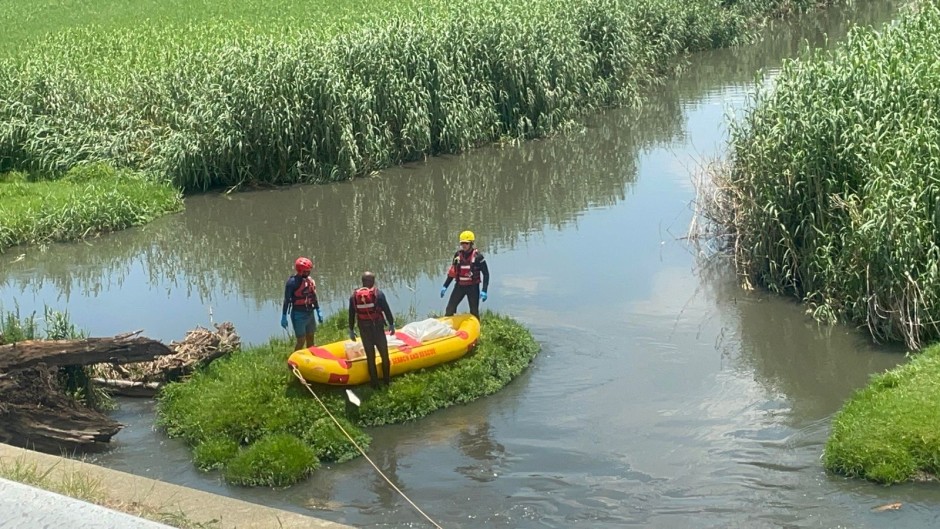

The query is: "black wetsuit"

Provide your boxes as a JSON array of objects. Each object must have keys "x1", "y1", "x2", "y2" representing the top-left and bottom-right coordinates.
[{"x1": 443, "y1": 248, "x2": 490, "y2": 318}]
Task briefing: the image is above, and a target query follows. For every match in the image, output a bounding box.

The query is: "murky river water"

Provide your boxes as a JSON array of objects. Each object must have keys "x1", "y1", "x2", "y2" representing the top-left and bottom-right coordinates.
[{"x1": 3, "y1": 1, "x2": 938, "y2": 527}]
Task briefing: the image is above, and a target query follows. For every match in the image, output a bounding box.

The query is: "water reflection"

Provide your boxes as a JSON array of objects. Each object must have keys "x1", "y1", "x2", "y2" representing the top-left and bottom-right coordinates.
[
  {"x1": 1, "y1": 0, "x2": 903, "y2": 330},
  {"x1": 366, "y1": 441, "x2": 402, "y2": 511},
  {"x1": 696, "y1": 257, "x2": 904, "y2": 406},
  {"x1": 454, "y1": 421, "x2": 506, "y2": 483},
  {"x1": 0, "y1": 94, "x2": 682, "y2": 334}
]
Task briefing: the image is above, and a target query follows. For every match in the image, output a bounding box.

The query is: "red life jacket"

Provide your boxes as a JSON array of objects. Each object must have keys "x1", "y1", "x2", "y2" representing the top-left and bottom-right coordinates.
[
  {"x1": 292, "y1": 276, "x2": 317, "y2": 309},
  {"x1": 354, "y1": 287, "x2": 384, "y2": 321},
  {"x1": 454, "y1": 249, "x2": 481, "y2": 285}
]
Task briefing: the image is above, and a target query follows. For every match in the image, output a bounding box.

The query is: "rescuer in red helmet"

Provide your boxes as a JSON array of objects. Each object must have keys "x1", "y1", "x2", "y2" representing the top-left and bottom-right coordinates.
[{"x1": 281, "y1": 256, "x2": 323, "y2": 351}]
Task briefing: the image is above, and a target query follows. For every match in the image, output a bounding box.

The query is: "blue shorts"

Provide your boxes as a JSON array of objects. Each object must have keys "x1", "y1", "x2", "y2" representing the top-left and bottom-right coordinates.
[{"x1": 290, "y1": 310, "x2": 317, "y2": 338}]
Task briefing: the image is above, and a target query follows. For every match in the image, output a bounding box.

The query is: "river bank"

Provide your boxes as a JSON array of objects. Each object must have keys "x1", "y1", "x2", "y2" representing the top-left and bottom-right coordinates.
[
  {"x1": 4, "y1": 1, "x2": 932, "y2": 526},
  {"x1": 824, "y1": 343, "x2": 940, "y2": 484},
  {"x1": 704, "y1": 0, "x2": 940, "y2": 483},
  {"x1": 0, "y1": 0, "x2": 847, "y2": 252},
  {"x1": 705, "y1": 0, "x2": 938, "y2": 349}
]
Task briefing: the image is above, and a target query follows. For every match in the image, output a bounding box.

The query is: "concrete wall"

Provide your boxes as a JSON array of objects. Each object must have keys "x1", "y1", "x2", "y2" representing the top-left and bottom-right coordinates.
[
  {"x1": 1, "y1": 477, "x2": 175, "y2": 529},
  {"x1": 0, "y1": 443, "x2": 354, "y2": 529}
]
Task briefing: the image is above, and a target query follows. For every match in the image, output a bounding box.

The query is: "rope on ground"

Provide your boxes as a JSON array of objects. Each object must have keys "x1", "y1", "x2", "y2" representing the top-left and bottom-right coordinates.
[{"x1": 290, "y1": 366, "x2": 444, "y2": 529}]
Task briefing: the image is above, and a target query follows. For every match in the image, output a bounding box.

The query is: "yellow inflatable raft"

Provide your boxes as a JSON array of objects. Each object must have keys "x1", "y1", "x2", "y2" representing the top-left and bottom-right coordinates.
[{"x1": 287, "y1": 314, "x2": 480, "y2": 386}]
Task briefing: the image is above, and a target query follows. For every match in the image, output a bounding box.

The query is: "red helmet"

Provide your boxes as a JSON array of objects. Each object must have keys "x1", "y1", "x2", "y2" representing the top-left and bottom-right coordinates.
[{"x1": 294, "y1": 257, "x2": 312, "y2": 273}]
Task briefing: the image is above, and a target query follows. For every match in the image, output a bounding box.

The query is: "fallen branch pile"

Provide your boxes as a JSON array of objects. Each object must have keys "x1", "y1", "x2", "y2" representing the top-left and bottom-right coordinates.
[{"x1": 90, "y1": 322, "x2": 240, "y2": 397}]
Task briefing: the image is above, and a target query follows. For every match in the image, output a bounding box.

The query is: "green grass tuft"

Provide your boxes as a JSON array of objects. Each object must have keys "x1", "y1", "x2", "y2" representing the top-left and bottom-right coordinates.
[
  {"x1": 302, "y1": 417, "x2": 369, "y2": 463},
  {"x1": 223, "y1": 433, "x2": 319, "y2": 487},
  {"x1": 824, "y1": 344, "x2": 940, "y2": 484},
  {"x1": 192, "y1": 438, "x2": 240, "y2": 471}
]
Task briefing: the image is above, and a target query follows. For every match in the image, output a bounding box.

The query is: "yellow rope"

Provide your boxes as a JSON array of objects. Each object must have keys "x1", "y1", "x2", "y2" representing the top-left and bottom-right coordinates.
[{"x1": 290, "y1": 366, "x2": 444, "y2": 529}]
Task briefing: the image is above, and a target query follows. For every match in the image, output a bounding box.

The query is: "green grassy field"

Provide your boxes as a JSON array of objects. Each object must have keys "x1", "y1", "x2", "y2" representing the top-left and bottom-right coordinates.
[
  {"x1": 0, "y1": 0, "x2": 426, "y2": 55},
  {"x1": 0, "y1": 0, "x2": 832, "y2": 191},
  {"x1": 0, "y1": 164, "x2": 182, "y2": 251}
]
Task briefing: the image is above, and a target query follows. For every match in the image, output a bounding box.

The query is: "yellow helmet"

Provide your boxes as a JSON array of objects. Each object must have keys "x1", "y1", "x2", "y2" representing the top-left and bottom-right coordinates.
[{"x1": 459, "y1": 230, "x2": 475, "y2": 243}]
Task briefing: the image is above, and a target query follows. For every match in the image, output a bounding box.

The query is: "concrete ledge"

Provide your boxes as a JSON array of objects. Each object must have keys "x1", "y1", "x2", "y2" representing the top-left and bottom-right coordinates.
[
  {"x1": 0, "y1": 443, "x2": 354, "y2": 529},
  {"x1": 1, "y1": 477, "x2": 175, "y2": 529}
]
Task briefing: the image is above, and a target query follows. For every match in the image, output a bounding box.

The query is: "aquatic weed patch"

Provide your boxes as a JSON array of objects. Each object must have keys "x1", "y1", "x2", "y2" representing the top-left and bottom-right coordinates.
[
  {"x1": 156, "y1": 312, "x2": 538, "y2": 486},
  {"x1": 223, "y1": 434, "x2": 319, "y2": 487},
  {"x1": 156, "y1": 316, "x2": 366, "y2": 486},
  {"x1": 824, "y1": 344, "x2": 940, "y2": 484},
  {"x1": 356, "y1": 311, "x2": 540, "y2": 425},
  {"x1": 704, "y1": 3, "x2": 940, "y2": 348}
]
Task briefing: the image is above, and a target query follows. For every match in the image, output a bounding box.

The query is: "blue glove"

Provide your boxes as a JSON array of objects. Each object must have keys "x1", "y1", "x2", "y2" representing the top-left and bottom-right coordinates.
[
  {"x1": 280, "y1": 314, "x2": 288, "y2": 329},
  {"x1": 388, "y1": 324, "x2": 396, "y2": 335},
  {"x1": 481, "y1": 291, "x2": 488, "y2": 302},
  {"x1": 440, "y1": 286, "x2": 447, "y2": 298},
  {"x1": 316, "y1": 307, "x2": 323, "y2": 324},
  {"x1": 348, "y1": 329, "x2": 356, "y2": 341}
]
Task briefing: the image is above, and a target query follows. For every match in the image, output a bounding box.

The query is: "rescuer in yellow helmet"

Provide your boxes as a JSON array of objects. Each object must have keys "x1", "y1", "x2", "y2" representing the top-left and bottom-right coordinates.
[{"x1": 440, "y1": 230, "x2": 489, "y2": 319}]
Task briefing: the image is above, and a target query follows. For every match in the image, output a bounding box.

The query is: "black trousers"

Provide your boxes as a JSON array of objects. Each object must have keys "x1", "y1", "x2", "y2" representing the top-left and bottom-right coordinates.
[
  {"x1": 358, "y1": 319, "x2": 390, "y2": 387},
  {"x1": 445, "y1": 284, "x2": 480, "y2": 318}
]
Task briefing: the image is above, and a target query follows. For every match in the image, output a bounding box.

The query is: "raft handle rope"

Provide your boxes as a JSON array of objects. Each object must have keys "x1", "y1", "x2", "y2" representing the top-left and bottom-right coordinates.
[{"x1": 290, "y1": 366, "x2": 444, "y2": 529}]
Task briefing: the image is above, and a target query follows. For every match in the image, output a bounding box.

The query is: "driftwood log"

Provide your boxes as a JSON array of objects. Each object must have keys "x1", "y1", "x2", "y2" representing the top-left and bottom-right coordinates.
[
  {"x1": 89, "y1": 378, "x2": 162, "y2": 398},
  {"x1": 0, "y1": 331, "x2": 171, "y2": 372},
  {"x1": 0, "y1": 331, "x2": 172, "y2": 453}
]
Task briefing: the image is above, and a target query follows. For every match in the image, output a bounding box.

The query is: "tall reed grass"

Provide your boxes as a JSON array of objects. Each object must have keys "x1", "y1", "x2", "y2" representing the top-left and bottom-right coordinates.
[
  {"x1": 0, "y1": 0, "x2": 829, "y2": 192},
  {"x1": 703, "y1": 2, "x2": 940, "y2": 349}
]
